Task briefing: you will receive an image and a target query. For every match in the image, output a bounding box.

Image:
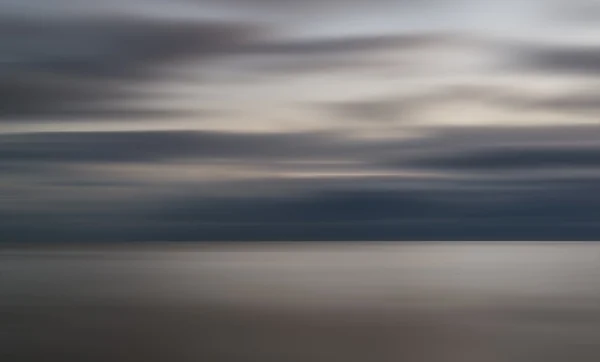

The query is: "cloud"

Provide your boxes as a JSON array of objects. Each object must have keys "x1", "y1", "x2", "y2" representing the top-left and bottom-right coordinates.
[
  {"x1": 223, "y1": 32, "x2": 467, "y2": 81},
  {"x1": 183, "y1": 0, "x2": 445, "y2": 14},
  {"x1": 381, "y1": 124, "x2": 600, "y2": 172},
  {"x1": 0, "y1": 15, "x2": 259, "y2": 120},
  {"x1": 513, "y1": 43, "x2": 600, "y2": 75},
  {"x1": 243, "y1": 33, "x2": 450, "y2": 55},
  {"x1": 0, "y1": 130, "x2": 365, "y2": 164},
  {"x1": 546, "y1": 0, "x2": 600, "y2": 24},
  {"x1": 0, "y1": 71, "x2": 190, "y2": 120},
  {"x1": 3, "y1": 123, "x2": 600, "y2": 241},
  {"x1": 319, "y1": 96, "x2": 412, "y2": 123},
  {"x1": 130, "y1": 173, "x2": 600, "y2": 241},
  {"x1": 414, "y1": 124, "x2": 600, "y2": 149},
  {"x1": 12, "y1": 177, "x2": 596, "y2": 242},
  {"x1": 2, "y1": 0, "x2": 600, "y2": 242},
  {"x1": 5, "y1": 170, "x2": 600, "y2": 242},
  {"x1": 0, "y1": 10, "x2": 456, "y2": 122},
  {"x1": 405, "y1": 146, "x2": 600, "y2": 170},
  {"x1": 513, "y1": 90, "x2": 600, "y2": 114},
  {"x1": 433, "y1": 85, "x2": 600, "y2": 115},
  {"x1": 3, "y1": 17, "x2": 257, "y2": 78},
  {"x1": 4, "y1": 124, "x2": 600, "y2": 181},
  {"x1": 314, "y1": 83, "x2": 600, "y2": 125}
]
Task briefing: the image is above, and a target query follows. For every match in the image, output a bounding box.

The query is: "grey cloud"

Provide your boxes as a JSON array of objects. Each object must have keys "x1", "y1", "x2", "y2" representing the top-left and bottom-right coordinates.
[
  {"x1": 5, "y1": 124, "x2": 600, "y2": 187},
  {"x1": 2, "y1": 0, "x2": 600, "y2": 243},
  {"x1": 314, "y1": 84, "x2": 489, "y2": 124},
  {"x1": 546, "y1": 0, "x2": 600, "y2": 24},
  {"x1": 420, "y1": 125, "x2": 600, "y2": 148},
  {"x1": 440, "y1": 85, "x2": 600, "y2": 114},
  {"x1": 0, "y1": 130, "x2": 364, "y2": 164},
  {"x1": 0, "y1": 9, "x2": 452, "y2": 122},
  {"x1": 321, "y1": 96, "x2": 410, "y2": 123},
  {"x1": 377, "y1": 125, "x2": 600, "y2": 174},
  {"x1": 5, "y1": 124, "x2": 596, "y2": 174},
  {"x1": 513, "y1": 90, "x2": 600, "y2": 114},
  {"x1": 228, "y1": 32, "x2": 460, "y2": 79},
  {"x1": 317, "y1": 85, "x2": 600, "y2": 124},
  {"x1": 513, "y1": 44, "x2": 600, "y2": 75},
  {"x1": 239, "y1": 56, "x2": 381, "y2": 75},
  {"x1": 0, "y1": 17, "x2": 258, "y2": 79},
  {"x1": 196, "y1": 0, "x2": 440, "y2": 5},
  {"x1": 0, "y1": 71, "x2": 189, "y2": 120},
  {"x1": 404, "y1": 146, "x2": 600, "y2": 171},
  {"x1": 4, "y1": 122, "x2": 600, "y2": 241},
  {"x1": 433, "y1": 85, "x2": 600, "y2": 115},
  {"x1": 242, "y1": 33, "x2": 450, "y2": 55},
  {"x1": 0, "y1": 16, "x2": 259, "y2": 120},
  {"x1": 184, "y1": 0, "x2": 445, "y2": 13}
]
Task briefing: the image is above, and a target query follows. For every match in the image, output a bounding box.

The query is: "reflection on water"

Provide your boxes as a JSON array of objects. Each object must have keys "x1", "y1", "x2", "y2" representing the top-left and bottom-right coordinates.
[{"x1": 2, "y1": 243, "x2": 600, "y2": 361}]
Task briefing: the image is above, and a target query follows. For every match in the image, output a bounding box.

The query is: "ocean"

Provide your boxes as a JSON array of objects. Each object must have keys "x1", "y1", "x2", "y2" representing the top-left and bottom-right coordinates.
[{"x1": 2, "y1": 242, "x2": 600, "y2": 361}]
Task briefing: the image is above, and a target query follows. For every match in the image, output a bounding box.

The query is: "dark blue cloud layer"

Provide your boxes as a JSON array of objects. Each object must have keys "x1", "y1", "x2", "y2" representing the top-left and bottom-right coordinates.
[
  {"x1": 5, "y1": 182, "x2": 600, "y2": 242},
  {"x1": 3, "y1": 125, "x2": 600, "y2": 242}
]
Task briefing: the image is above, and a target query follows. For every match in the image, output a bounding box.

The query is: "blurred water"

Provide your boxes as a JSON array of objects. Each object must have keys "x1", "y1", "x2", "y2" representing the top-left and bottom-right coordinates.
[{"x1": 2, "y1": 243, "x2": 600, "y2": 361}]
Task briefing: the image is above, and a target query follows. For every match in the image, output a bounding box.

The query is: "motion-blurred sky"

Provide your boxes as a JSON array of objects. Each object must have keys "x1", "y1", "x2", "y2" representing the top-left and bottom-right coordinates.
[{"x1": 2, "y1": 0, "x2": 600, "y2": 241}]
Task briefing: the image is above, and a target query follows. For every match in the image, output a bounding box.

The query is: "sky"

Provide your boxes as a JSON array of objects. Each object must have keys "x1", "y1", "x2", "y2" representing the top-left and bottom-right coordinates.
[{"x1": 2, "y1": 0, "x2": 600, "y2": 241}]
